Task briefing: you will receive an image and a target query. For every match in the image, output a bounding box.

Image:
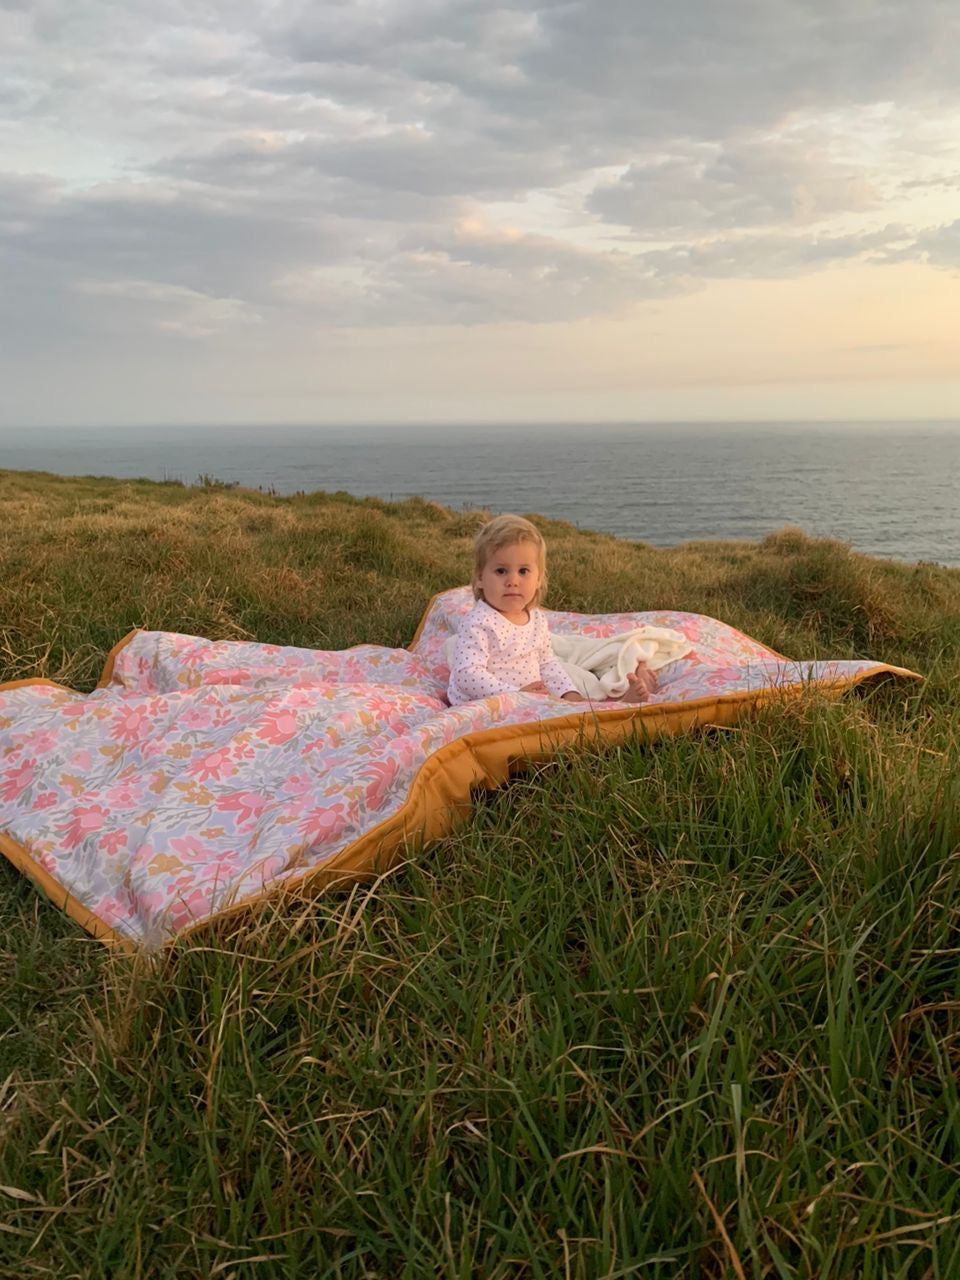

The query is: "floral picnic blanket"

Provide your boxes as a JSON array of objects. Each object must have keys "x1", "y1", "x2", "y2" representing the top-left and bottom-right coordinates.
[{"x1": 0, "y1": 588, "x2": 918, "y2": 950}]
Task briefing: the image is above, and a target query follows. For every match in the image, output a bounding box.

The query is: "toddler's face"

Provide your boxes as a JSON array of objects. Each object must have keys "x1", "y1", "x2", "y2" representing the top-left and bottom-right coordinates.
[{"x1": 476, "y1": 540, "x2": 542, "y2": 618}]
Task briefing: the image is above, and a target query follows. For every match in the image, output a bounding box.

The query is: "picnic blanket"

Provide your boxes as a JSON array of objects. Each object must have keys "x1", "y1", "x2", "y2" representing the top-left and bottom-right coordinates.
[{"x1": 0, "y1": 587, "x2": 919, "y2": 951}]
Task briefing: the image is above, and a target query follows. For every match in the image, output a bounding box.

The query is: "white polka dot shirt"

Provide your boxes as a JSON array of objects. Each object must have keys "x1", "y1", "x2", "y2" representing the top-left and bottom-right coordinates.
[{"x1": 447, "y1": 599, "x2": 576, "y2": 705}]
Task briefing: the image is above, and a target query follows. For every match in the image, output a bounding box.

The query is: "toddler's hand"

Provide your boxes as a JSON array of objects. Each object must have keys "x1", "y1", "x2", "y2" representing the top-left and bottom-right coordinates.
[{"x1": 521, "y1": 680, "x2": 549, "y2": 694}]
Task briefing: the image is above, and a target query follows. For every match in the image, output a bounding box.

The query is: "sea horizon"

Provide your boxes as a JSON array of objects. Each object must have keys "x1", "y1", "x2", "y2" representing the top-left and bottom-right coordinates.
[{"x1": 2, "y1": 418, "x2": 958, "y2": 568}]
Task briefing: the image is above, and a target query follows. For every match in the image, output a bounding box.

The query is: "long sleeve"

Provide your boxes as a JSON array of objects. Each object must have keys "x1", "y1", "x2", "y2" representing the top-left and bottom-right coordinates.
[
  {"x1": 536, "y1": 616, "x2": 577, "y2": 698},
  {"x1": 448, "y1": 616, "x2": 523, "y2": 703}
]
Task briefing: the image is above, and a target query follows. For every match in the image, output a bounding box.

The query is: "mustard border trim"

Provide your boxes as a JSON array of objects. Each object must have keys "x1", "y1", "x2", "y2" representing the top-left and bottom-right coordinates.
[
  {"x1": 97, "y1": 629, "x2": 142, "y2": 688},
  {"x1": 0, "y1": 831, "x2": 137, "y2": 953}
]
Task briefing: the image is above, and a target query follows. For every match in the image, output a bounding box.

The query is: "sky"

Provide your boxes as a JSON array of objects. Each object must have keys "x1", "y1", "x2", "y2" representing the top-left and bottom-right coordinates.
[{"x1": 2, "y1": 0, "x2": 959, "y2": 429}]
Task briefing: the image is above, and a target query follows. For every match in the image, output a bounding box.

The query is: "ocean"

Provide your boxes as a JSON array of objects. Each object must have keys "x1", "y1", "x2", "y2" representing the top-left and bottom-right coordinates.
[{"x1": 2, "y1": 420, "x2": 958, "y2": 567}]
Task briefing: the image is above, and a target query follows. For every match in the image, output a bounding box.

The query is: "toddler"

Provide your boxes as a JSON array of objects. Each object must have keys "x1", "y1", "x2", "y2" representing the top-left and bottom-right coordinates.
[{"x1": 447, "y1": 514, "x2": 656, "y2": 707}]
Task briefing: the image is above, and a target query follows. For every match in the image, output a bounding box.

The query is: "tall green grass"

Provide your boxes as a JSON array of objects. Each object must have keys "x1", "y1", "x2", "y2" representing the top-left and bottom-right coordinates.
[{"x1": 1, "y1": 471, "x2": 958, "y2": 1277}]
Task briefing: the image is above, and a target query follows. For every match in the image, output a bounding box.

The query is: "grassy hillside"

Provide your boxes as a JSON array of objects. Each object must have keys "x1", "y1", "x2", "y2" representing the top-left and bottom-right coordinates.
[{"x1": 1, "y1": 469, "x2": 959, "y2": 1278}]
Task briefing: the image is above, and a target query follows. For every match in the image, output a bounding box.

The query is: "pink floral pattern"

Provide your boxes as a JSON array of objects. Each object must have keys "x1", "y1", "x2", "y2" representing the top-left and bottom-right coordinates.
[{"x1": 0, "y1": 588, "x2": 915, "y2": 949}]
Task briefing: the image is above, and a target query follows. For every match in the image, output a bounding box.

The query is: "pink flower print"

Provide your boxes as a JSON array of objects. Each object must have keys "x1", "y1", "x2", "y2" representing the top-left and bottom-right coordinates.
[
  {"x1": 34, "y1": 791, "x2": 59, "y2": 810},
  {"x1": 274, "y1": 661, "x2": 302, "y2": 679},
  {"x1": 169, "y1": 834, "x2": 211, "y2": 860},
  {"x1": 179, "y1": 647, "x2": 210, "y2": 669},
  {"x1": 188, "y1": 748, "x2": 237, "y2": 784},
  {"x1": 99, "y1": 829, "x2": 129, "y2": 855},
  {"x1": 216, "y1": 791, "x2": 269, "y2": 827},
  {"x1": 169, "y1": 870, "x2": 199, "y2": 895},
  {"x1": 702, "y1": 664, "x2": 749, "y2": 691},
  {"x1": 95, "y1": 894, "x2": 133, "y2": 926},
  {"x1": 364, "y1": 692, "x2": 404, "y2": 723},
  {"x1": 364, "y1": 759, "x2": 399, "y2": 809},
  {"x1": 58, "y1": 804, "x2": 111, "y2": 850},
  {"x1": 281, "y1": 772, "x2": 315, "y2": 797},
  {"x1": 26, "y1": 729, "x2": 59, "y2": 755},
  {"x1": 203, "y1": 667, "x2": 250, "y2": 686},
  {"x1": 389, "y1": 738, "x2": 422, "y2": 771},
  {"x1": 59, "y1": 700, "x2": 90, "y2": 718},
  {"x1": 286, "y1": 688, "x2": 320, "y2": 709},
  {"x1": 180, "y1": 705, "x2": 214, "y2": 730},
  {"x1": 105, "y1": 780, "x2": 143, "y2": 808},
  {"x1": 0, "y1": 757, "x2": 36, "y2": 802},
  {"x1": 166, "y1": 886, "x2": 215, "y2": 930},
  {"x1": 299, "y1": 803, "x2": 347, "y2": 845},
  {"x1": 256, "y1": 708, "x2": 299, "y2": 746}
]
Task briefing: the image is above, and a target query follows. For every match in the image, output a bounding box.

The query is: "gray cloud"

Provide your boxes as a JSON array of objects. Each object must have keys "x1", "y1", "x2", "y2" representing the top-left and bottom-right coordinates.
[
  {"x1": 0, "y1": 172, "x2": 342, "y2": 299},
  {"x1": 645, "y1": 224, "x2": 912, "y2": 281},
  {"x1": 914, "y1": 219, "x2": 960, "y2": 267},
  {"x1": 354, "y1": 223, "x2": 683, "y2": 326},
  {"x1": 588, "y1": 139, "x2": 877, "y2": 234},
  {"x1": 270, "y1": 0, "x2": 960, "y2": 153}
]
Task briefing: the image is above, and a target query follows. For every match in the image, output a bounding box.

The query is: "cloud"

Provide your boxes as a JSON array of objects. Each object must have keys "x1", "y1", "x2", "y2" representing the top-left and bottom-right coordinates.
[
  {"x1": 587, "y1": 138, "x2": 878, "y2": 234},
  {"x1": 76, "y1": 277, "x2": 263, "y2": 338},
  {"x1": 913, "y1": 219, "x2": 960, "y2": 267},
  {"x1": 0, "y1": 168, "x2": 343, "y2": 305},
  {"x1": 2, "y1": 0, "x2": 960, "y2": 363},
  {"x1": 646, "y1": 224, "x2": 913, "y2": 282},
  {"x1": 274, "y1": 0, "x2": 960, "y2": 145},
  {"x1": 351, "y1": 217, "x2": 682, "y2": 325}
]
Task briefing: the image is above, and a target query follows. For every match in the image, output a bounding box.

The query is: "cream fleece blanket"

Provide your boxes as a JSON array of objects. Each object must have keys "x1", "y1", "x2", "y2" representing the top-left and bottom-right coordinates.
[
  {"x1": 551, "y1": 626, "x2": 692, "y2": 699},
  {"x1": 444, "y1": 625, "x2": 691, "y2": 701}
]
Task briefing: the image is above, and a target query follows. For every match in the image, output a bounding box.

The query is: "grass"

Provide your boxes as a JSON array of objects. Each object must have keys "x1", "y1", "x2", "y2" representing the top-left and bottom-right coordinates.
[{"x1": 1, "y1": 469, "x2": 959, "y2": 1277}]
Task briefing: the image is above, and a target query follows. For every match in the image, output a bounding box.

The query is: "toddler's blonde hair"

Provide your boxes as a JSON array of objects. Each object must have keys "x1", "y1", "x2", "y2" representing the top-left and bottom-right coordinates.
[{"x1": 472, "y1": 514, "x2": 548, "y2": 607}]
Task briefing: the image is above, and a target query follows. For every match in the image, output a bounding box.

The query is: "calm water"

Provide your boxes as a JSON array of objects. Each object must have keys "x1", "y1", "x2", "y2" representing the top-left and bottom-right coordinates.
[{"x1": 2, "y1": 420, "x2": 958, "y2": 566}]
